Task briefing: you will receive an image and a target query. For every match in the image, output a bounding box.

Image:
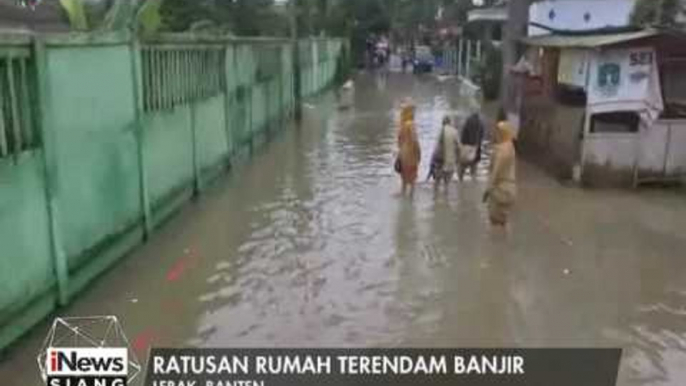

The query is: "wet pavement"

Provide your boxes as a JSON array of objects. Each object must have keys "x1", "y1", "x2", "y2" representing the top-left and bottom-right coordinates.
[{"x1": 2, "y1": 73, "x2": 686, "y2": 385}]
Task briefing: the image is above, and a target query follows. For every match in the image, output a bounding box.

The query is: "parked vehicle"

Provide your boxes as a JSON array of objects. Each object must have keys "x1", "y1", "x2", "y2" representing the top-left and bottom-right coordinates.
[{"x1": 413, "y1": 45, "x2": 434, "y2": 73}]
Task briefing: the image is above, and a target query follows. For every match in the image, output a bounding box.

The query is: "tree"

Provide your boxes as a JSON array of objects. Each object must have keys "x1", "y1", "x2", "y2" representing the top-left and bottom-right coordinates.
[
  {"x1": 217, "y1": 0, "x2": 288, "y2": 36},
  {"x1": 440, "y1": 0, "x2": 477, "y2": 26},
  {"x1": 157, "y1": 0, "x2": 290, "y2": 36},
  {"x1": 631, "y1": 0, "x2": 680, "y2": 28},
  {"x1": 54, "y1": 0, "x2": 158, "y2": 31},
  {"x1": 59, "y1": 0, "x2": 88, "y2": 29}
]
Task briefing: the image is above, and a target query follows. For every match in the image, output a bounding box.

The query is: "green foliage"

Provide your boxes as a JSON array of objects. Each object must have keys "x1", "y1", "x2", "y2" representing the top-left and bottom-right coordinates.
[
  {"x1": 154, "y1": 0, "x2": 474, "y2": 38},
  {"x1": 480, "y1": 43, "x2": 502, "y2": 100},
  {"x1": 631, "y1": 0, "x2": 680, "y2": 27},
  {"x1": 157, "y1": 0, "x2": 290, "y2": 36},
  {"x1": 159, "y1": 0, "x2": 214, "y2": 32},
  {"x1": 137, "y1": 0, "x2": 164, "y2": 34},
  {"x1": 99, "y1": 0, "x2": 148, "y2": 31},
  {"x1": 55, "y1": 0, "x2": 156, "y2": 32},
  {"x1": 218, "y1": 0, "x2": 285, "y2": 36},
  {"x1": 59, "y1": 0, "x2": 88, "y2": 30},
  {"x1": 658, "y1": 0, "x2": 680, "y2": 26}
]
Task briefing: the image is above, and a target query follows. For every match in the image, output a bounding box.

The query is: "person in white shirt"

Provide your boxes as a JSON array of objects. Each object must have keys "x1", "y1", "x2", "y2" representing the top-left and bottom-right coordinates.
[{"x1": 431, "y1": 116, "x2": 460, "y2": 189}]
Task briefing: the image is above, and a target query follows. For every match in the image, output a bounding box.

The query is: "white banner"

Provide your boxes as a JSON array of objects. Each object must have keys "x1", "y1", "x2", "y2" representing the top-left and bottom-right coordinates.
[{"x1": 587, "y1": 48, "x2": 663, "y2": 121}]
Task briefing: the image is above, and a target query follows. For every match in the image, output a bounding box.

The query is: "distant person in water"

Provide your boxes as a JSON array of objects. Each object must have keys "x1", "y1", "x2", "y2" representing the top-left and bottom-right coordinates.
[
  {"x1": 458, "y1": 110, "x2": 485, "y2": 181},
  {"x1": 429, "y1": 116, "x2": 459, "y2": 190},
  {"x1": 396, "y1": 100, "x2": 421, "y2": 197},
  {"x1": 484, "y1": 108, "x2": 517, "y2": 226}
]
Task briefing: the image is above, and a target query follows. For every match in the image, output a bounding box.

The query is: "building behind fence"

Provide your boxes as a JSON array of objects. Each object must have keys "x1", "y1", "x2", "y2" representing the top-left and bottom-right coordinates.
[{"x1": 0, "y1": 31, "x2": 346, "y2": 351}]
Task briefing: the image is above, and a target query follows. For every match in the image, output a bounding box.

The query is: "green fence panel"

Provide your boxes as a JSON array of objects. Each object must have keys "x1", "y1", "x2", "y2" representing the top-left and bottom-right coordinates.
[
  {"x1": 195, "y1": 94, "x2": 228, "y2": 173},
  {"x1": 251, "y1": 82, "x2": 266, "y2": 134},
  {"x1": 142, "y1": 106, "x2": 194, "y2": 217},
  {"x1": 0, "y1": 153, "x2": 55, "y2": 324},
  {"x1": 42, "y1": 44, "x2": 142, "y2": 271},
  {"x1": 0, "y1": 39, "x2": 54, "y2": 340}
]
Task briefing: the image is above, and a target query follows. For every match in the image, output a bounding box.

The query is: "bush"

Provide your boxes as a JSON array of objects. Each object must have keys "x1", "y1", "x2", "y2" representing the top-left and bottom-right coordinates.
[{"x1": 480, "y1": 43, "x2": 502, "y2": 101}]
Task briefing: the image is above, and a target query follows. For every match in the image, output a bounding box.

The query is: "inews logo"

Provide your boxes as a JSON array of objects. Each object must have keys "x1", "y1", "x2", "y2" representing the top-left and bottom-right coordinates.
[
  {"x1": 38, "y1": 316, "x2": 141, "y2": 386},
  {"x1": 46, "y1": 348, "x2": 127, "y2": 385}
]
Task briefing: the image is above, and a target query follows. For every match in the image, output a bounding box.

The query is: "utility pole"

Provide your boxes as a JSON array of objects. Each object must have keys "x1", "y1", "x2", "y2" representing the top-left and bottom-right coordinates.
[
  {"x1": 290, "y1": 0, "x2": 303, "y2": 121},
  {"x1": 501, "y1": 0, "x2": 531, "y2": 113}
]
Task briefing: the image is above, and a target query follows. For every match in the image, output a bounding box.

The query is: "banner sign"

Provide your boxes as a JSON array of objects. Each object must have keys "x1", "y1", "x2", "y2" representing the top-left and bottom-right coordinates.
[
  {"x1": 588, "y1": 47, "x2": 664, "y2": 121},
  {"x1": 145, "y1": 348, "x2": 622, "y2": 386}
]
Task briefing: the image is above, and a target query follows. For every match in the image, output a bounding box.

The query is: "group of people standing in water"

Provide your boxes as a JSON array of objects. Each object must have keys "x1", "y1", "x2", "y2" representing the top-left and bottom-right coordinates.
[{"x1": 395, "y1": 100, "x2": 517, "y2": 227}]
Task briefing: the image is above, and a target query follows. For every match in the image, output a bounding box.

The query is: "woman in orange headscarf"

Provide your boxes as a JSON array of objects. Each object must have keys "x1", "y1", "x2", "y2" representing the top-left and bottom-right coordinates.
[
  {"x1": 484, "y1": 111, "x2": 517, "y2": 226},
  {"x1": 397, "y1": 101, "x2": 422, "y2": 196}
]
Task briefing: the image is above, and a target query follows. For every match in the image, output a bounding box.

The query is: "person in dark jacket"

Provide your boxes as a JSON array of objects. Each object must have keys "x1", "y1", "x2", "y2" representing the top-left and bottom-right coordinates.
[{"x1": 458, "y1": 112, "x2": 485, "y2": 181}]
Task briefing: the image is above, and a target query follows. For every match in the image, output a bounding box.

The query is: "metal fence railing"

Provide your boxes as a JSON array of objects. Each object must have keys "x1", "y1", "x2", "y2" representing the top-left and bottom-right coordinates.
[
  {"x1": 141, "y1": 46, "x2": 226, "y2": 113},
  {"x1": 440, "y1": 39, "x2": 483, "y2": 79},
  {"x1": 0, "y1": 46, "x2": 36, "y2": 158}
]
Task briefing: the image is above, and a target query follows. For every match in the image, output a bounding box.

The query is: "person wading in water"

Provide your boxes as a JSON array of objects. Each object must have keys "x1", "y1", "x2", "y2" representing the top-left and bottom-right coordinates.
[
  {"x1": 396, "y1": 101, "x2": 421, "y2": 197},
  {"x1": 458, "y1": 109, "x2": 485, "y2": 181},
  {"x1": 483, "y1": 109, "x2": 517, "y2": 226},
  {"x1": 430, "y1": 116, "x2": 459, "y2": 190}
]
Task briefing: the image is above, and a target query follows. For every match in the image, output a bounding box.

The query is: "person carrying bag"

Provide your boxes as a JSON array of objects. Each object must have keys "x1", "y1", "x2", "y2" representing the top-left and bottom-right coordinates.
[
  {"x1": 430, "y1": 116, "x2": 459, "y2": 189},
  {"x1": 459, "y1": 112, "x2": 484, "y2": 181}
]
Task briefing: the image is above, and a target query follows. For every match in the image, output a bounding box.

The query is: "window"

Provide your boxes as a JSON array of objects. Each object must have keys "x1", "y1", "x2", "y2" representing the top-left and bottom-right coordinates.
[
  {"x1": 590, "y1": 111, "x2": 640, "y2": 134},
  {"x1": 492, "y1": 24, "x2": 502, "y2": 42},
  {"x1": 556, "y1": 84, "x2": 586, "y2": 106}
]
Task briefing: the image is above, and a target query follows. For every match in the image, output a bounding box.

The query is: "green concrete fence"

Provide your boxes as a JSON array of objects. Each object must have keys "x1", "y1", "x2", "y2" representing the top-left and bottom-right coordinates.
[{"x1": 0, "y1": 31, "x2": 347, "y2": 351}]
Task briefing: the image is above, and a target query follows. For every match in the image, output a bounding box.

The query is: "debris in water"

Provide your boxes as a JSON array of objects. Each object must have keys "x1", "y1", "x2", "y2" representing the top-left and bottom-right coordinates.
[
  {"x1": 166, "y1": 258, "x2": 188, "y2": 282},
  {"x1": 304, "y1": 104, "x2": 315, "y2": 109},
  {"x1": 563, "y1": 269, "x2": 571, "y2": 275},
  {"x1": 130, "y1": 298, "x2": 138, "y2": 304}
]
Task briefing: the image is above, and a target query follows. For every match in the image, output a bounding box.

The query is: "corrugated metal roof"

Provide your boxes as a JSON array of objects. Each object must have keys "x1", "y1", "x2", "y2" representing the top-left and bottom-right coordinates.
[{"x1": 521, "y1": 30, "x2": 659, "y2": 48}]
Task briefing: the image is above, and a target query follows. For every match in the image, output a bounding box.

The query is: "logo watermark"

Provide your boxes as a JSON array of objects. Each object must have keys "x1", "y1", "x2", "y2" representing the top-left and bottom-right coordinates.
[{"x1": 38, "y1": 316, "x2": 141, "y2": 386}]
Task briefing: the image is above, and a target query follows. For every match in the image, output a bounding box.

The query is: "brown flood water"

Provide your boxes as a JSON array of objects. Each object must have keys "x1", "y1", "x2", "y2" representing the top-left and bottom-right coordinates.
[{"x1": 2, "y1": 73, "x2": 686, "y2": 385}]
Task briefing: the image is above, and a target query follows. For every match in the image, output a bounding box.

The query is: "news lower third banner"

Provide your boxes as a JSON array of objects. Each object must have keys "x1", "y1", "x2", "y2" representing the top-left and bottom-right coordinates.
[{"x1": 145, "y1": 348, "x2": 622, "y2": 386}]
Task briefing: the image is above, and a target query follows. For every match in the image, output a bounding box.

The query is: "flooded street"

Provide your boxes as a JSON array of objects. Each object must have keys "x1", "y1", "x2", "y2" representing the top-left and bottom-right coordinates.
[{"x1": 3, "y1": 74, "x2": 686, "y2": 385}]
